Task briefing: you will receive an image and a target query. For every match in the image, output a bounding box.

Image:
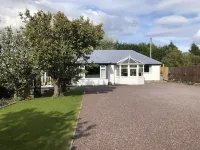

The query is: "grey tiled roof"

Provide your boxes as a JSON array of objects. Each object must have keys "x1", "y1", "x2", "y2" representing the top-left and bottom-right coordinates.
[{"x1": 87, "y1": 50, "x2": 162, "y2": 65}]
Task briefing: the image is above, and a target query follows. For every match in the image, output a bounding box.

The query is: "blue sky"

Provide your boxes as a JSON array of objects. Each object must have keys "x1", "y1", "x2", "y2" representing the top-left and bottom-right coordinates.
[{"x1": 0, "y1": 0, "x2": 200, "y2": 51}]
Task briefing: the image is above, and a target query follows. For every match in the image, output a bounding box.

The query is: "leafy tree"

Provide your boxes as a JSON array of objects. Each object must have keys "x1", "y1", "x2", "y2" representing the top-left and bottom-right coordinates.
[
  {"x1": 182, "y1": 52, "x2": 200, "y2": 66},
  {"x1": 96, "y1": 36, "x2": 116, "y2": 50},
  {"x1": 151, "y1": 45, "x2": 167, "y2": 62},
  {"x1": 189, "y1": 43, "x2": 200, "y2": 56},
  {"x1": 162, "y1": 50, "x2": 183, "y2": 67},
  {"x1": 168, "y1": 41, "x2": 179, "y2": 51},
  {"x1": 20, "y1": 10, "x2": 104, "y2": 97},
  {"x1": 0, "y1": 27, "x2": 38, "y2": 99},
  {"x1": 115, "y1": 42, "x2": 150, "y2": 56}
]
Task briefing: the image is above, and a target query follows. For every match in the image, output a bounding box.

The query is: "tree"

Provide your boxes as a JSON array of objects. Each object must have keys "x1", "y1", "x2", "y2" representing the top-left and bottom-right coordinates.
[
  {"x1": 168, "y1": 41, "x2": 179, "y2": 51},
  {"x1": 189, "y1": 43, "x2": 200, "y2": 56},
  {"x1": 20, "y1": 10, "x2": 104, "y2": 97},
  {"x1": 182, "y1": 52, "x2": 200, "y2": 66},
  {"x1": 0, "y1": 27, "x2": 38, "y2": 99},
  {"x1": 151, "y1": 45, "x2": 167, "y2": 62},
  {"x1": 96, "y1": 36, "x2": 116, "y2": 50},
  {"x1": 162, "y1": 50, "x2": 183, "y2": 67}
]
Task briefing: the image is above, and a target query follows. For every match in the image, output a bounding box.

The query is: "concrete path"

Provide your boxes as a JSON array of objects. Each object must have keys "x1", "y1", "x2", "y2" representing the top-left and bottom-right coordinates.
[{"x1": 72, "y1": 83, "x2": 200, "y2": 150}]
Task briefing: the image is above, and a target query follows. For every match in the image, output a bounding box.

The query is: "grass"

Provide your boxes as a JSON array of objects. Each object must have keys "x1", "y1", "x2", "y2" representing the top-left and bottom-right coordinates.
[{"x1": 0, "y1": 88, "x2": 84, "y2": 150}]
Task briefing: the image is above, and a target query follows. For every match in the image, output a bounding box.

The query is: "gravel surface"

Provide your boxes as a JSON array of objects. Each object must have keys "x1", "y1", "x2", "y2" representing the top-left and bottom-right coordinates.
[{"x1": 72, "y1": 83, "x2": 200, "y2": 150}]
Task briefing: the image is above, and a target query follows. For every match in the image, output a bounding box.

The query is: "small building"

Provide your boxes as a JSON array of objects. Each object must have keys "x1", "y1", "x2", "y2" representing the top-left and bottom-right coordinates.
[{"x1": 75, "y1": 50, "x2": 162, "y2": 86}]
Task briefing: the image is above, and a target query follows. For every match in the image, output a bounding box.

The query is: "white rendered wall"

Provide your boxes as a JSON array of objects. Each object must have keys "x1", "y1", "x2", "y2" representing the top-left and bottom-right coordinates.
[
  {"x1": 115, "y1": 77, "x2": 144, "y2": 85},
  {"x1": 75, "y1": 78, "x2": 108, "y2": 86},
  {"x1": 143, "y1": 65, "x2": 160, "y2": 81}
]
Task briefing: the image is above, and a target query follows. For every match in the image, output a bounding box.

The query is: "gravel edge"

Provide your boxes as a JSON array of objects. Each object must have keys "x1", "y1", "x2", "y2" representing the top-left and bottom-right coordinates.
[{"x1": 69, "y1": 90, "x2": 85, "y2": 150}]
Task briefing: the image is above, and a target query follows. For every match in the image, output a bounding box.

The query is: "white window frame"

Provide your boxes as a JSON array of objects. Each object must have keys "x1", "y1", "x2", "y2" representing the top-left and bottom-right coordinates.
[
  {"x1": 100, "y1": 65, "x2": 106, "y2": 79},
  {"x1": 116, "y1": 65, "x2": 120, "y2": 77},
  {"x1": 129, "y1": 65, "x2": 137, "y2": 77},
  {"x1": 120, "y1": 65, "x2": 128, "y2": 77},
  {"x1": 116, "y1": 64, "x2": 144, "y2": 77},
  {"x1": 138, "y1": 65, "x2": 144, "y2": 77},
  {"x1": 116, "y1": 56, "x2": 144, "y2": 77}
]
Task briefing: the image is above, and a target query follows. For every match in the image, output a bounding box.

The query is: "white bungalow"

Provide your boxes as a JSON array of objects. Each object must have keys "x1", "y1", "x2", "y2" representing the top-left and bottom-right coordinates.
[{"x1": 75, "y1": 50, "x2": 162, "y2": 86}]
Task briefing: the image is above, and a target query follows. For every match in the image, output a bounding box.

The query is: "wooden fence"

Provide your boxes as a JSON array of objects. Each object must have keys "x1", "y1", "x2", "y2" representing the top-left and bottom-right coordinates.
[{"x1": 168, "y1": 66, "x2": 200, "y2": 83}]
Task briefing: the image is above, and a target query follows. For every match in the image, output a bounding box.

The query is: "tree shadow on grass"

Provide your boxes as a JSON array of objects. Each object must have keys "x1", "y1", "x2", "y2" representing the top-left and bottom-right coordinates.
[{"x1": 0, "y1": 109, "x2": 76, "y2": 150}]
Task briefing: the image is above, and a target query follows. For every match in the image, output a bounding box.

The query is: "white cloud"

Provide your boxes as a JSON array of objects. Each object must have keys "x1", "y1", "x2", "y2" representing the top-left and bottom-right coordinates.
[
  {"x1": 194, "y1": 29, "x2": 200, "y2": 45},
  {"x1": 1, "y1": 0, "x2": 200, "y2": 51},
  {"x1": 154, "y1": 15, "x2": 189, "y2": 28},
  {"x1": 82, "y1": 9, "x2": 138, "y2": 36},
  {"x1": 153, "y1": 36, "x2": 192, "y2": 51},
  {"x1": 155, "y1": 0, "x2": 183, "y2": 10},
  {"x1": 0, "y1": 0, "x2": 138, "y2": 36},
  {"x1": 0, "y1": 0, "x2": 42, "y2": 28},
  {"x1": 146, "y1": 24, "x2": 200, "y2": 37}
]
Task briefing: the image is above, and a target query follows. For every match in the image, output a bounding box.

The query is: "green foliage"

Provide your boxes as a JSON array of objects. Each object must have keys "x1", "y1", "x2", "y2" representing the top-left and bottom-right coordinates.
[
  {"x1": 182, "y1": 52, "x2": 200, "y2": 66},
  {"x1": 162, "y1": 50, "x2": 183, "y2": 67},
  {"x1": 189, "y1": 43, "x2": 200, "y2": 56},
  {"x1": 115, "y1": 42, "x2": 150, "y2": 56},
  {"x1": 96, "y1": 36, "x2": 116, "y2": 50},
  {"x1": 0, "y1": 27, "x2": 38, "y2": 99},
  {"x1": 20, "y1": 9, "x2": 104, "y2": 96}
]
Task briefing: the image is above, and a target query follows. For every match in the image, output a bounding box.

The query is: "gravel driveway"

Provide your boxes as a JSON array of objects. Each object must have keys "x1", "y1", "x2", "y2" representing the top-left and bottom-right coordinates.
[{"x1": 72, "y1": 83, "x2": 200, "y2": 150}]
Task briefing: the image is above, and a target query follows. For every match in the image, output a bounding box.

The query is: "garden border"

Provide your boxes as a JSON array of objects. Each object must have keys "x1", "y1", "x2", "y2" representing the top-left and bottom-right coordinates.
[{"x1": 69, "y1": 90, "x2": 85, "y2": 150}]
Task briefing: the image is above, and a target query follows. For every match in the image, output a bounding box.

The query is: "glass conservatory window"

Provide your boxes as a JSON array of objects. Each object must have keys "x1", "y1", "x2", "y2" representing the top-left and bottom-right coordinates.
[
  {"x1": 130, "y1": 65, "x2": 137, "y2": 76},
  {"x1": 139, "y1": 65, "x2": 143, "y2": 76},
  {"x1": 121, "y1": 65, "x2": 128, "y2": 76}
]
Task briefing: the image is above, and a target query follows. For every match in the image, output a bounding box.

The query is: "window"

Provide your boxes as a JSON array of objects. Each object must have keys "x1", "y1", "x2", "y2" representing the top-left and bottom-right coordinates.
[
  {"x1": 130, "y1": 65, "x2": 137, "y2": 76},
  {"x1": 121, "y1": 65, "x2": 128, "y2": 76},
  {"x1": 139, "y1": 65, "x2": 143, "y2": 76},
  {"x1": 144, "y1": 65, "x2": 151, "y2": 72},
  {"x1": 130, "y1": 69, "x2": 137, "y2": 76},
  {"x1": 100, "y1": 65, "x2": 106, "y2": 78},
  {"x1": 85, "y1": 65, "x2": 100, "y2": 78},
  {"x1": 116, "y1": 65, "x2": 120, "y2": 76}
]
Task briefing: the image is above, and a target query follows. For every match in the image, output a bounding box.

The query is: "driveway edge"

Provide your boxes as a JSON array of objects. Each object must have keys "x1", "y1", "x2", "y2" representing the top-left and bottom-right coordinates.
[{"x1": 69, "y1": 90, "x2": 85, "y2": 150}]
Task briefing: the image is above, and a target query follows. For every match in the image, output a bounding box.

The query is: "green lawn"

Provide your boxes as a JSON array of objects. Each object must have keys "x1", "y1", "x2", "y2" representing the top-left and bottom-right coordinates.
[{"x1": 0, "y1": 89, "x2": 83, "y2": 150}]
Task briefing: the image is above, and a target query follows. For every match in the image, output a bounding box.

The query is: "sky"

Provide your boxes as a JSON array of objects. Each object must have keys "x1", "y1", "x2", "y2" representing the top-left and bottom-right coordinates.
[{"x1": 0, "y1": 0, "x2": 200, "y2": 52}]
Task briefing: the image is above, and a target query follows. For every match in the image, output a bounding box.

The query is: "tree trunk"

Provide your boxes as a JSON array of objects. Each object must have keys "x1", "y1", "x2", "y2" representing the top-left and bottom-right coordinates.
[
  {"x1": 60, "y1": 83, "x2": 66, "y2": 96},
  {"x1": 52, "y1": 78, "x2": 60, "y2": 97},
  {"x1": 23, "y1": 86, "x2": 32, "y2": 100},
  {"x1": 23, "y1": 83, "x2": 34, "y2": 100}
]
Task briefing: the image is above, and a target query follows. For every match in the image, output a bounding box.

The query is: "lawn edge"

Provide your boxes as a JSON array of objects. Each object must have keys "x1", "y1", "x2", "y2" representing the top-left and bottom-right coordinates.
[
  {"x1": 0, "y1": 101, "x2": 18, "y2": 109},
  {"x1": 69, "y1": 90, "x2": 85, "y2": 150}
]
